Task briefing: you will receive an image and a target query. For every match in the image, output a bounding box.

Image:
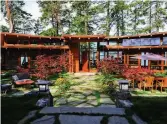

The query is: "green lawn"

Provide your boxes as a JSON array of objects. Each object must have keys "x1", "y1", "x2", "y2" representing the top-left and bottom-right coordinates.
[
  {"x1": 1, "y1": 96, "x2": 40, "y2": 124},
  {"x1": 131, "y1": 96, "x2": 167, "y2": 124}
]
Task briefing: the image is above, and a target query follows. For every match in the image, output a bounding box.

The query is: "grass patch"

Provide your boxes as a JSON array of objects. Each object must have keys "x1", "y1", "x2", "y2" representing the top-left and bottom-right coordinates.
[
  {"x1": 131, "y1": 90, "x2": 167, "y2": 96},
  {"x1": 93, "y1": 90, "x2": 101, "y2": 106},
  {"x1": 1, "y1": 96, "x2": 40, "y2": 124},
  {"x1": 131, "y1": 96, "x2": 167, "y2": 124}
]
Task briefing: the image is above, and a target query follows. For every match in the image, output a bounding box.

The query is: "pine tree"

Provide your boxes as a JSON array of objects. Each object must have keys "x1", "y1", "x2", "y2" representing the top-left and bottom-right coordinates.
[
  {"x1": 34, "y1": 19, "x2": 43, "y2": 35},
  {"x1": 1, "y1": 0, "x2": 33, "y2": 33}
]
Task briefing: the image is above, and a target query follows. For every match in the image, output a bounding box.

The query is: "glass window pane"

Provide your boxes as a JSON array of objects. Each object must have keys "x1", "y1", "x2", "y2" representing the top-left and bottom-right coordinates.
[
  {"x1": 141, "y1": 38, "x2": 151, "y2": 45},
  {"x1": 122, "y1": 39, "x2": 131, "y2": 46},
  {"x1": 163, "y1": 37, "x2": 167, "y2": 45},
  {"x1": 150, "y1": 38, "x2": 160, "y2": 45}
]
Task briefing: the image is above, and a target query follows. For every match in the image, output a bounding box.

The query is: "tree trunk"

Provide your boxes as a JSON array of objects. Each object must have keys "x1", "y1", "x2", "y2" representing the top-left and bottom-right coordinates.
[
  {"x1": 149, "y1": 1, "x2": 152, "y2": 33},
  {"x1": 85, "y1": 2, "x2": 88, "y2": 35},
  {"x1": 5, "y1": 0, "x2": 13, "y2": 33},
  {"x1": 155, "y1": 1, "x2": 159, "y2": 32},
  {"x1": 106, "y1": 1, "x2": 110, "y2": 36},
  {"x1": 134, "y1": 8, "x2": 137, "y2": 34},
  {"x1": 121, "y1": 9, "x2": 125, "y2": 35}
]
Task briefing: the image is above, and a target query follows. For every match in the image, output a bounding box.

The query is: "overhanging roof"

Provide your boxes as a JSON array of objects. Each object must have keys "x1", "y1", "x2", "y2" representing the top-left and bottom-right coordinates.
[
  {"x1": 1, "y1": 31, "x2": 167, "y2": 42},
  {"x1": 105, "y1": 32, "x2": 167, "y2": 40},
  {"x1": 1, "y1": 32, "x2": 64, "y2": 41}
]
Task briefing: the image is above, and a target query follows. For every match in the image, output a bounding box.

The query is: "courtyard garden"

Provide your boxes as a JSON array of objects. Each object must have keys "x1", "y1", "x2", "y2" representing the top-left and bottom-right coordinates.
[{"x1": 1, "y1": 55, "x2": 167, "y2": 124}]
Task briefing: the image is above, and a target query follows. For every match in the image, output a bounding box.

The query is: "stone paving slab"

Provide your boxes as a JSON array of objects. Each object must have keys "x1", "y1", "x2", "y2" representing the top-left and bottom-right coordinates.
[
  {"x1": 60, "y1": 107, "x2": 92, "y2": 114},
  {"x1": 91, "y1": 107, "x2": 125, "y2": 115},
  {"x1": 100, "y1": 94, "x2": 110, "y2": 98},
  {"x1": 108, "y1": 116, "x2": 129, "y2": 124},
  {"x1": 87, "y1": 99, "x2": 98, "y2": 106},
  {"x1": 59, "y1": 115, "x2": 103, "y2": 124},
  {"x1": 31, "y1": 115, "x2": 55, "y2": 124},
  {"x1": 76, "y1": 103, "x2": 94, "y2": 107},
  {"x1": 98, "y1": 104, "x2": 116, "y2": 108},
  {"x1": 100, "y1": 98, "x2": 115, "y2": 104},
  {"x1": 40, "y1": 107, "x2": 125, "y2": 115}
]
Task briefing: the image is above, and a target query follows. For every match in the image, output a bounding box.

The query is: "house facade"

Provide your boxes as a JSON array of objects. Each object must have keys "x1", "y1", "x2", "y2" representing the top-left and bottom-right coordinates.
[{"x1": 1, "y1": 32, "x2": 167, "y2": 72}]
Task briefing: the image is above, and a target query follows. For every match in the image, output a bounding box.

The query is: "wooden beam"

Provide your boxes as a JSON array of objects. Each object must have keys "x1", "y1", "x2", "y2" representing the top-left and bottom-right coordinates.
[
  {"x1": 2, "y1": 44, "x2": 69, "y2": 49},
  {"x1": 105, "y1": 45, "x2": 167, "y2": 50},
  {"x1": 138, "y1": 53, "x2": 141, "y2": 68},
  {"x1": 161, "y1": 53, "x2": 165, "y2": 70},
  {"x1": 124, "y1": 54, "x2": 126, "y2": 65}
]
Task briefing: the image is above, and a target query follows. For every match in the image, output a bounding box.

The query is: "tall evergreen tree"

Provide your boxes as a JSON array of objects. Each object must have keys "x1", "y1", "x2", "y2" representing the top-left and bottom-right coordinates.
[
  {"x1": 34, "y1": 19, "x2": 43, "y2": 35},
  {"x1": 143, "y1": 0, "x2": 167, "y2": 33},
  {"x1": 38, "y1": 1, "x2": 70, "y2": 36},
  {"x1": 71, "y1": 1, "x2": 98, "y2": 35},
  {"x1": 1, "y1": 0, "x2": 33, "y2": 33}
]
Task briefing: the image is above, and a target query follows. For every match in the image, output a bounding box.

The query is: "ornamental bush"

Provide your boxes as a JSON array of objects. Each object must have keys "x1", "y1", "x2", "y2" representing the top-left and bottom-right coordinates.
[
  {"x1": 122, "y1": 67, "x2": 154, "y2": 81},
  {"x1": 32, "y1": 52, "x2": 69, "y2": 79},
  {"x1": 97, "y1": 56, "x2": 127, "y2": 75}
]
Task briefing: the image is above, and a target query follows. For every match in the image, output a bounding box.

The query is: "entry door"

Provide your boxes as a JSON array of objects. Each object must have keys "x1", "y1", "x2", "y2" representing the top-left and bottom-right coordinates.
[{"x1": 82, "y1": 50, "x2": 89, "y2": 72}]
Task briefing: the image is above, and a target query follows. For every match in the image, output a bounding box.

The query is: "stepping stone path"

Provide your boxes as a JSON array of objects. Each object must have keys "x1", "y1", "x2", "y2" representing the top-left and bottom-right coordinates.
[
  {"x1": 108, "y1": 116, "x2": 129, "y2": 124},
  {"x1": 50, "y1": 73, "x2": 115, "y2": 107},
  {"x1": 40, "y1": 107, "x2": 125, "y2": 115},
  {"x1": 59, "y1": 115, "x2": 103, "y2": 124},
  {"x1": 20, "y1": 72, "x2": 146, "y2": 124},
  {"x1": 100, "y1": 97, "x2": 115, "y2": 104},
  {"x1": 31, "y1": 115, "x2": 55, "y2": 124}
]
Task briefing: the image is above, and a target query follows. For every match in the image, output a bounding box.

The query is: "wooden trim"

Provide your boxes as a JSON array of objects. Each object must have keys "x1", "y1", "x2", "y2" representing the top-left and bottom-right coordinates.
[
  {"x1": 105, "y1": 31, "x2": 167, "y2": 40},
  {"x1": 138, "y1": 53, "x2": 141, "y2": 68},
  {"x1": 1, "y1": 32, "x2": 62, "y2": 40},
  {"x1": 124, "y1": 54, "x2": 126, "y2": 64},
  {"x1": 2, "y1": 44, "x2": 69, "y2": 49},
  {"x1": 148, "y1": 60, "x2": 151, "y2": 70},
  {"x1": 161, "y1": 53, "x2": 165, "y2": 70},
  {"x1": 105, "y1": 45, "x2": 167, "y2": 50}
]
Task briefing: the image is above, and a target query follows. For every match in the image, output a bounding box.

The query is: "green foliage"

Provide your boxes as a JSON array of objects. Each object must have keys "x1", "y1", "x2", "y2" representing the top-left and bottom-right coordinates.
[
  {"x1": 1, "y1": 70, "x2": 17, "y2": 79},
  {"x1": 34, "y1": 19, "x2": 43, "y2": 35},
  {"x1": 56, "y1": 77, "x2": 71, "y2": 95},
  {"x1": 1, "y1": 1, "x2": 34, "y2": 33},
  {"x1": 95, "y1": 74, "x2": 121, "y2": 84},
  {"x1": 53, "y1": 73, "x2": 72, "y2": 95},
  {"x1": 2, "y1": 0, "x2": 167, "y2": 35},
  {"x1": 40, "y1": 28, "x2": 58, "y2": 36},
  {"x1": 154, "y1": 72, "x2": 167, "y2": 77},
  {"x1": 0, "y1": 25, "x2": 9, "y2": 32}
]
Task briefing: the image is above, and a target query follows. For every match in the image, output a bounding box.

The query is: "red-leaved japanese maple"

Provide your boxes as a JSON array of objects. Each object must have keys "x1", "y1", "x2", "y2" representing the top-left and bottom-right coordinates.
[
  {"x1": 122, "y1": 67, "x2": 154, "y2": 81},
  {"x1": 97, "y1": 56, "x2": 127, "y2": 75},
  {"x1": 32, "y1": 52, "x2": 69, "y2": 79}
]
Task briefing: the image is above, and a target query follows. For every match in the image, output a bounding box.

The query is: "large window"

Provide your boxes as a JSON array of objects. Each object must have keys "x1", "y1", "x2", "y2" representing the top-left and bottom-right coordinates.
[
  {"x1": 163, "y1": 37, "x2": 167, "y2": 45},
  {"x1": 122, "y1": 38, "x2": 160, "y2": 46}
]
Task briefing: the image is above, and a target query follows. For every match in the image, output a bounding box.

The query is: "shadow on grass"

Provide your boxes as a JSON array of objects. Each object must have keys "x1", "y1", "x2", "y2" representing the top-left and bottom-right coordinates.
[
  {"x1": 1, "y1": 95, "x2": 40, "y2": 124},
  {"x1": 131, "y1": 96, "x2": 167, "y2": 124}
]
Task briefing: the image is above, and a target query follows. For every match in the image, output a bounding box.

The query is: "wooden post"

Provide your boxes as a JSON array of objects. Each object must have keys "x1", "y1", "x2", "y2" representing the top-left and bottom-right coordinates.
[
  {"x1": 160, "y1": 36, "x2": 163, "y2": 45},
  {"x1": 161, "y1": 53, "x2": 164, "y2": 70},
  {"x1": 148, "y1": 60, "x2": 151, "y2": 70},
  {"x1": 96, "y1": 42, "x2": 100, "y2": 65},
  {"x1": 124, "y1": 54, "x2": 126, "y2": 65},
  {"x1": 28, "y1": 56, "x2": 31, "y2": 68},
  {"x1": 138, "y1": 53, "x2": 141, "y2": 68},
  {"x1": 127, "y1": 54, "x2": 129, "y2": 67},
  {"x1": 107, "y1": 41, "x2": 109, "y2": 57}
]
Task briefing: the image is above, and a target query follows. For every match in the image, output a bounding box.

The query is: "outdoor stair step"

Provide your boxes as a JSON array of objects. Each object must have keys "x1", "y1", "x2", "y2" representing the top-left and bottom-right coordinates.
[{"x1": 39, "y1": 107, "x2": 125, "y2": 115}]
